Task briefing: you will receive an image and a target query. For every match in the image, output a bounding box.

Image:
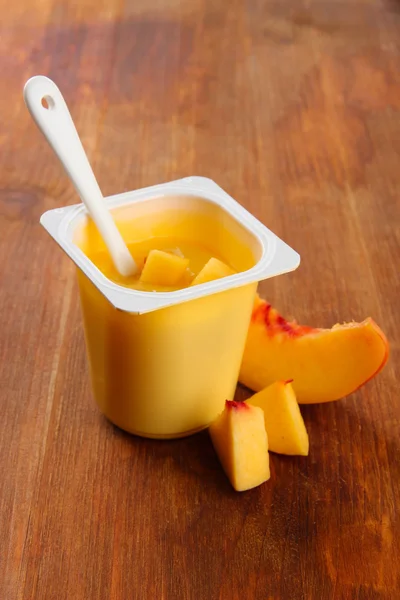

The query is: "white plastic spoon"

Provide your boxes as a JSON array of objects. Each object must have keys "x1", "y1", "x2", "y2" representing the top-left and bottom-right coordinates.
[{"x1": 23, "y1": 75, "x2": 137, "y2": 277}]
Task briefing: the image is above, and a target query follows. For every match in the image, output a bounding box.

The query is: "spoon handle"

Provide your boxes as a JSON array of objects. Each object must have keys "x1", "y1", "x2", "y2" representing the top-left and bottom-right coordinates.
[{"x1": 24, "y1": 76, "x2": 137, "y2": 277}]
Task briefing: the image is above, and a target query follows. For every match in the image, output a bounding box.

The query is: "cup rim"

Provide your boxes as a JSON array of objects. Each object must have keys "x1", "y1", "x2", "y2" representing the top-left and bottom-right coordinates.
[{"x1": 40, "y1": 176, "x2": 300, "y2": 313}]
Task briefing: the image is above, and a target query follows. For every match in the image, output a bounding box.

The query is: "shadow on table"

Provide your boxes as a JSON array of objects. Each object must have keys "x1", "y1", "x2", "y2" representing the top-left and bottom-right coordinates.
[
  {"x1": 104, "y1": 382, "x2": 400, "y2": 516},
  {"x1": 104, "y1": 384, "x2": 256, "y2": 496},
  {"x1": 107, "y1": 419, "x2": 237, "y2": 496}
]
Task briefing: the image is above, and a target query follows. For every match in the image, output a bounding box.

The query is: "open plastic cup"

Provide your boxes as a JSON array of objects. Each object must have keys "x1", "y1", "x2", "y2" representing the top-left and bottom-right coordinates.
[{"x1": 41, "y1": 177, "x2": 300, "y2": 438}]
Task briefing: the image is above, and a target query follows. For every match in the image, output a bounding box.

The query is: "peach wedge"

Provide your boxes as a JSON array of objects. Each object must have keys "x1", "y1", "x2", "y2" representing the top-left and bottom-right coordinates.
[
  {"x1": 140, "y1": 249, "x2": 189, "y2": 286},
  {"x1": 191, "y1": 257, "x2": 235, "y2": 287},
  {"x1": 248, "y1": 380, "x2": 309, "y2": 455},
  {"x1": 239, "y1": 296, "x2": 389, "y2": 404},
  {"x1": 209, "y1": 400, "x2": 270, "y2": 492}
]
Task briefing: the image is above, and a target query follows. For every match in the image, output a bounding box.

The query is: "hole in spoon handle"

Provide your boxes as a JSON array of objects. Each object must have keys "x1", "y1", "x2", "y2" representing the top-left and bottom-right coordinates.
[{"x1": 41, "y1": 95, "x2": 55, "y2": 110}]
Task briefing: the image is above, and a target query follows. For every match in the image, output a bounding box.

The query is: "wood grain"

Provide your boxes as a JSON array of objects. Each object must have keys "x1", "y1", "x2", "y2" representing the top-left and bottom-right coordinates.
[{"x1": 1, "y1": 0, "x2": 399, "y2": 598}]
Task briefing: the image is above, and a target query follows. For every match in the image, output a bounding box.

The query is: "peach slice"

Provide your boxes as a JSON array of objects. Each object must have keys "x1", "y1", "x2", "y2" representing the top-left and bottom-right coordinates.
[
  {"x1": 239, "y1": 295, "x2": 389, "y2": 404},
  {"x1": 140, "y1": 249, "x2": 189, "y2": 286},
  {"x1": 209, "y1": 400, "x2": 270, "y2": 492},
  {"x1": 191, "y1": 257, "x2": 235, "y2": 286},
  {"x1": 248, "y1": 380, "x2": 309, "y2": 455}
]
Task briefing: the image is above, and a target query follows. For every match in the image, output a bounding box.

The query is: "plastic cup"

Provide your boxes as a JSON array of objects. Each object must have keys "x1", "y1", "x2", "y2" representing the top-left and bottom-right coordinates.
[{"x1": 41, "y1": 177, "x2": 299, "y2": 438}]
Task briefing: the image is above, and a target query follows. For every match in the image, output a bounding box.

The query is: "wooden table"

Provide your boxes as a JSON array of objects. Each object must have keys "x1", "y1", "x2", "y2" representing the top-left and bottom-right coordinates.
[{"x1": 1, "y1": 1, "x2": 399, "y2": 598}]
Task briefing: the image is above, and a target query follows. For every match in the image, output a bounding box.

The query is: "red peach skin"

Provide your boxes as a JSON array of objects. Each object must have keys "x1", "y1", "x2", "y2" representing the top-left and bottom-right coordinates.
[{"x1": 239, "y1": 295, "x2": 389, "y2": 404}]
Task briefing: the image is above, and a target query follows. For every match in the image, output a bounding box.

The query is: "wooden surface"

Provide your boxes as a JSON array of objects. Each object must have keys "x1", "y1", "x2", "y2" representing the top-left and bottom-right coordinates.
[{"x1": 1, "y1": 1, "x2": 399, "y2": 598}]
